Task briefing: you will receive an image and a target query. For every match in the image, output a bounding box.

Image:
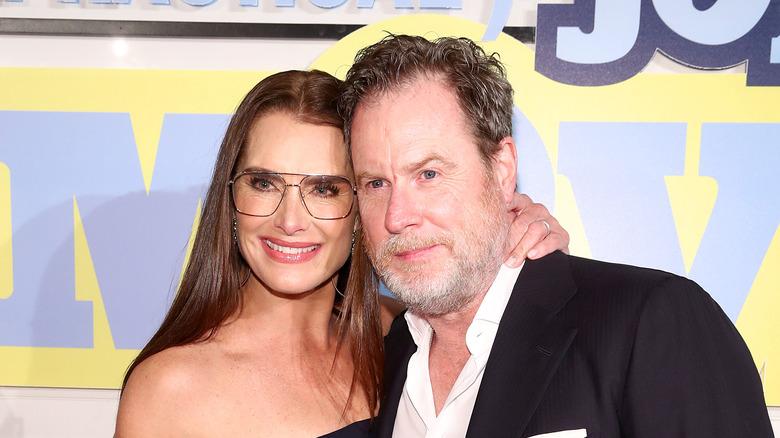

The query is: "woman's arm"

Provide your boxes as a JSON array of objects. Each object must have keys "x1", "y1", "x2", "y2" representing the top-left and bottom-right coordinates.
[{"x1": 505, "y1": 193, "x2": 570, "y2": 268}]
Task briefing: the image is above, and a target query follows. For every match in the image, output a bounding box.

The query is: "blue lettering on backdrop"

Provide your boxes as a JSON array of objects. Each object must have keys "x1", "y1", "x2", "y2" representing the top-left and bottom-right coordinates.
[
  {"x1": 79, "y1": 114, "x2": 226, "y2": 349},
  {"x1": 558, "y1": 122, "x2": 687, "y2": 275},
  {"x1": 653, "y1": 0, "x2": 770, "y2": 46},
  {"x1": 774, "y1": 35, "x2": 780, "y2": 62},
  {"x1": 557, "y1": 121, "x2": 779, "y2": 321},
  {"x1": 89, "y1": 0, "x2": 131, "y2": 4},
  {"x1": 482, "y1": 0, "x2": 512, "y2": 42},
  {"x1": 354, "y1": 0, "x2": 461, "y2": 8},
  {"x1": 27, "y1": 0, "x2": 780, "y2": 84},
  {"x1": 355, "y1": 0, "x2": 412, "y2": 8},
  {"x1": 309, "y1": 0, "x2": 348, "y2": 8},
  {"x1": 513, "y1": 108, "x2": 556, "y2": 211},
  {"x1": 536, "y1": 0, "x2": 780, "y2": 86},
  {"x1": 180, "y1": 0, "x2": 217, "y2": 6},
  {"x1": 419, "y1": 0, "x2": 460, "y2": 8},
  {"x1": 555, "y1": 0, "x2": 641, "y2": 64},
  {"x1": 1, "y1": 111, "x2": 777, "y2": 347},
  {"x1": 44, "y1": 0, "x2": 461, "y2": 9},
  {"x1": 0, "y1": 112, "x2": 136, "y2": 348},
  {"x1": 0, "y1": 111, "x2": 226, "y2": 349},
  {"x1": 689, "y1": 123, "x2": 780, "y2": 321}
]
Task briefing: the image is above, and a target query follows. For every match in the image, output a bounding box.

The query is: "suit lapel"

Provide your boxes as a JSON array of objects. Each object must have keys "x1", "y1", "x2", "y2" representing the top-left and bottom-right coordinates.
[
  {"x1": 467, "y1": 251, "x2": 578, "y2": 438},
  {"x1": 375, "y1": 312, "x2": 416, "y2": 438}
]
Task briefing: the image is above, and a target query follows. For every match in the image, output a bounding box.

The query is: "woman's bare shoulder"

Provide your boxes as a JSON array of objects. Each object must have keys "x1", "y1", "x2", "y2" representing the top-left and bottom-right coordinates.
[
  {"x1": 115, "y1": 345, "x2": 212, "y2": 437},
  {"x1": 378, "y1": 294, "x2": 406, "y2": 336}
]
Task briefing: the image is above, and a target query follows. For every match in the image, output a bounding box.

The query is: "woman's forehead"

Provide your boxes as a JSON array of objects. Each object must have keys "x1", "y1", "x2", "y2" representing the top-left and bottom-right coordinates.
[{"x1": 241, "y1": 113, "x2": 350, "y2": 175}]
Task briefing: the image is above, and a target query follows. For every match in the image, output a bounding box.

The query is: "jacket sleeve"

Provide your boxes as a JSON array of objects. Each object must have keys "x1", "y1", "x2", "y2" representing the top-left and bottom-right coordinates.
[{"x1": 618, "y1": 276, "x2": 773, "y2": 437}]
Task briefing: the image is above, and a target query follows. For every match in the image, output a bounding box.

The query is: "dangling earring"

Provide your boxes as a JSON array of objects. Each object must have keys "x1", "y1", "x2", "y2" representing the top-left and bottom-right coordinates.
[
  {"x1": 331, "y1": 277, "x2": 345, "y2": 298},
  {"x1": 351, "y1": 229, "x2": 356, "y2": 253},
  {"x1": 233, "y1": 217, "x2": 251, "y2": 287}
]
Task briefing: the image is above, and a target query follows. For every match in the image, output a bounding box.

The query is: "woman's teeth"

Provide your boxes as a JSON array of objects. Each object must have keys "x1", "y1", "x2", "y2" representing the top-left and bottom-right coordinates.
[{"x1": 265, "y1": 240, "x2": 318, "y2": 254}]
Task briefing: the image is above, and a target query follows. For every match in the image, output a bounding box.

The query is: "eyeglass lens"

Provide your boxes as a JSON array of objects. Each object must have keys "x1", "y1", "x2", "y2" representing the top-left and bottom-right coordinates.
[{"x1": 233, "y1": 172, "x2": 354, "y2": 219}]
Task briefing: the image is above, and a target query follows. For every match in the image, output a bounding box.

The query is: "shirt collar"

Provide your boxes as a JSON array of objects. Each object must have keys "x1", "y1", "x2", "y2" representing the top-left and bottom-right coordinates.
[
  {"x1": 403, "y1": 262, "x2": 524, "y2": 354},
  {"x1": 466, "y1": 263, "x2": 523, "y2": 356}
]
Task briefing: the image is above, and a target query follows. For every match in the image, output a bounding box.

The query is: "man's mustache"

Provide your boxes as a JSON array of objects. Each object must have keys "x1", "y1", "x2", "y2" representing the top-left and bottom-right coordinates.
[{"x1": 378, "y1": 233, "x2": 456, "y2": 258}]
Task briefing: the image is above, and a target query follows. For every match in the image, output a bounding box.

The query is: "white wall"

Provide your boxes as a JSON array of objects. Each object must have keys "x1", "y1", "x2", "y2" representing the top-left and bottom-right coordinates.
[
  {"x1": 1, "y1": 387, "x2": 778, "y2": 437},
  {"x1": 0, "y1": 387, "x2": 119, "y2": 437}
]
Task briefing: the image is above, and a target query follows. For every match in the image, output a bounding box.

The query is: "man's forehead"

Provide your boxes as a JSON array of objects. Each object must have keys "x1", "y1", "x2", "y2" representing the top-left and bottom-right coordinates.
[
  {"x1": 354, "y1": 75, "x2": 458, "y2": 112},
  {"x1": 353, "y1": 81, "x2": 466, "y2": 134}
]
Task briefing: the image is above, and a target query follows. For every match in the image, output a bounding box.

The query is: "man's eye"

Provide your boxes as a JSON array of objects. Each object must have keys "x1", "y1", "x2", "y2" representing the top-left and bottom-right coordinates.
[
  {"x1": 422, "y1": 170, "x2": 437, "y2": 179},
  {"x1": 369, "y1": 180, "x2": 384, "y2": 189}
]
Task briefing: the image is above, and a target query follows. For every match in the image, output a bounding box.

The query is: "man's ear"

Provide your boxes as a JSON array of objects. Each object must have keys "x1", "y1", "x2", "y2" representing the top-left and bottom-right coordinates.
[{"x1": 491, "y1": 136, "x2": 518, "y2": 204}]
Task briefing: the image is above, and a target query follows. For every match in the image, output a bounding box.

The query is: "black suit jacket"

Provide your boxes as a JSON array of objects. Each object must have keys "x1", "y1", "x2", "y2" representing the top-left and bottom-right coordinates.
[{"x1": 376, "y1": 252, "x2": 773, "y2": 437}]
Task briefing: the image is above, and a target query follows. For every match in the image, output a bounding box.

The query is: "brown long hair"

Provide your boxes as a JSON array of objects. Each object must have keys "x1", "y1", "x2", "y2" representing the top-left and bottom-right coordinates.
[{"x1": 122, "y1": 70, "x2": 383, "y2": 416}]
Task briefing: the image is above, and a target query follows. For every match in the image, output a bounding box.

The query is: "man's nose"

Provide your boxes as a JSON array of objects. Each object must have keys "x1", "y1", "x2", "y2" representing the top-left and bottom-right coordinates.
[{"x1": 384, "y1": 184, "x2": 422, "y2": 234}]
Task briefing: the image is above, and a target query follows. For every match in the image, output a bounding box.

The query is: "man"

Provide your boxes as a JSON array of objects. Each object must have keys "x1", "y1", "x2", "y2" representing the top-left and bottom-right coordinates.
[{"x1": 337, "y1": 35, "x2": 773, "y2": 437}]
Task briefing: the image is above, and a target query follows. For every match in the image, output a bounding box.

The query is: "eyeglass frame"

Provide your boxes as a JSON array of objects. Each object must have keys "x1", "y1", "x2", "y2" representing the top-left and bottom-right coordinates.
[{"x1": 229, "y1": 171, "x2": 358, "y2": 220}]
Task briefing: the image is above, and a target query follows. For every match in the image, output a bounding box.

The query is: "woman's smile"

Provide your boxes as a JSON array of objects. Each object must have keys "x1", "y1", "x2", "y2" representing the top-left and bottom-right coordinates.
[{"x1": 261, "y1": 237, "x2": 321, "y2": 263}]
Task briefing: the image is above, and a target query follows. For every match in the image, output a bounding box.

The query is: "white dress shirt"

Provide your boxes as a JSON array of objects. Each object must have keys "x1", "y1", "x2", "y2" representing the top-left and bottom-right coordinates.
[{"x1": 392, "y1": 263, "x2": 524, "y2": 438}]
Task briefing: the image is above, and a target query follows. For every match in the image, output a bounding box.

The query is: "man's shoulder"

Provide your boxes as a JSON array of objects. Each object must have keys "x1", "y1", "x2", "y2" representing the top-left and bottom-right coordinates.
[
  {"x1": 547, "y1": 251, "x2": 703, "y2": 295},
  {"x1": 526, "y1": 251, "x2": 715, "y2": 314},
  {"x1": 565, "y1": 252, "x2": 681, "y2": 281}
]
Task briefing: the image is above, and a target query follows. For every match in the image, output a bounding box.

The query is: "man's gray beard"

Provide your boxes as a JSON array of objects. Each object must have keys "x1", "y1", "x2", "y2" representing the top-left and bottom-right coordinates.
[{"x1": 368, "y1": 184, "x2": 509, "y2": 316}]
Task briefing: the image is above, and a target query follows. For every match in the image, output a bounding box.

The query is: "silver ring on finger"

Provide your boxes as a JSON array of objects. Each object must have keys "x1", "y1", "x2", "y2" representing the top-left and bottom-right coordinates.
[{"x1": 540, "y1": 219, "x2": 551, "y2": 238}]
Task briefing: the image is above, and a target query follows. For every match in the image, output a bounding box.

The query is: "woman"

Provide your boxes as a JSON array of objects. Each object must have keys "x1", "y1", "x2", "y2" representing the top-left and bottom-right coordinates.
[{"x1": 115, "y1": 70, "x2": 568, "y2": 437}]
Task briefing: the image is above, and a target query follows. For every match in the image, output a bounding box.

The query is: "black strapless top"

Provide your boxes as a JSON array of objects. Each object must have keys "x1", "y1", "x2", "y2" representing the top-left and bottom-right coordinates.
[{"x1": 317, "y1": 419, "x2": 372, "y2": 438}]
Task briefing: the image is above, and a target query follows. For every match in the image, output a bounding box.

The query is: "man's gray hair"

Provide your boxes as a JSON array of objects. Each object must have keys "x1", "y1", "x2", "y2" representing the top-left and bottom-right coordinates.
[{"x1": 338, "y1": 34, "x2": 515, "y2": 167}]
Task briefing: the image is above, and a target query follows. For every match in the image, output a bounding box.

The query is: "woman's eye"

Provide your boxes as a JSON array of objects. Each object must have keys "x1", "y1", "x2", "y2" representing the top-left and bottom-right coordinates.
[
  {"x1": 250, "y1": 178, "x2": 272, "y2": 189},
  {"x1": 313, "y1": 184, "x2": 339, "y2": 197},
  {"x1": 422, "y1": 170, "x2": 437, "y2": 180},
  {"x1": 369, "y1": 180, "x2": 384, "y2": 189},
  {"x1": 261, "y1": 181, "x2": 276, "y2": 190}
]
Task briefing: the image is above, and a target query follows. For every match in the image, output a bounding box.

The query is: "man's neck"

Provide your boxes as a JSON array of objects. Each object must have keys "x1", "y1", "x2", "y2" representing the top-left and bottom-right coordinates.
[
  {"x1": 424, "y1": 289, "x2": 487, "y2": 415},
  {"x1": 424, "y1": 289, "x2": 486, "y2": 351},
  {"x1": 421, "y1": 256, "x2": 506, "y2": 353}
]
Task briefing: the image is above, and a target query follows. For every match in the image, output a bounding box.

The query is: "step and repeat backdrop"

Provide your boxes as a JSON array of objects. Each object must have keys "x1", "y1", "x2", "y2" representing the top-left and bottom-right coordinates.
[{"x1": 1, "y1": 0, "x2": 779, "y2": 405}]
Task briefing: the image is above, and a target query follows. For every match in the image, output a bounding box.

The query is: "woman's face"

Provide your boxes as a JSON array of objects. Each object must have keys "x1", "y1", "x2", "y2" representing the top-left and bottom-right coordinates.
[{"x1": 234, "y1": 112, "x2": 355, "y2": 296}]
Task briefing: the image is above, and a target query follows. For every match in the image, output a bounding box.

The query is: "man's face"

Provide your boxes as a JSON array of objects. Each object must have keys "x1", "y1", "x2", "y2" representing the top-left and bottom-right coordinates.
[{"x1": 350, "y1": 78, "x2": 514, "y2": 315}]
